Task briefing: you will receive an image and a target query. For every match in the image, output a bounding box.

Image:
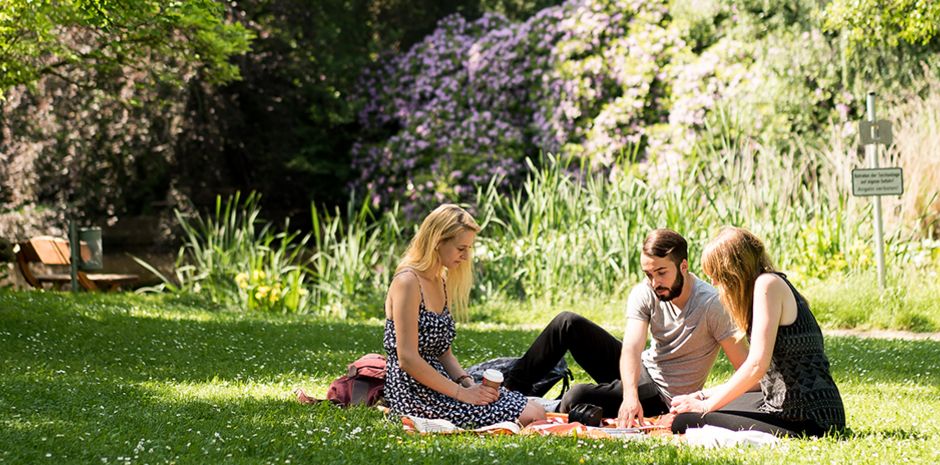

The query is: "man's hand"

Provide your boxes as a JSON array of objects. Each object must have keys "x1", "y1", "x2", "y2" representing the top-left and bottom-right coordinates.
[
  {"x1": 669, "y1": 394, "x2": 706, "y2": 414},
  {"x1": 616, "y1": 394, "x2": 647, "y2": 427}
]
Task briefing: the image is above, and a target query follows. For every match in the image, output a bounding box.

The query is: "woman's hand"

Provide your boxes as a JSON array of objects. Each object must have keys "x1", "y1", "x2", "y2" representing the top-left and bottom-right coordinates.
[
  {"x1": 669, "y1": 394, "x2": 707, "y2": 414},
  {"x1": 456, "y1": 383, "x2": 499, "y2": 405}
]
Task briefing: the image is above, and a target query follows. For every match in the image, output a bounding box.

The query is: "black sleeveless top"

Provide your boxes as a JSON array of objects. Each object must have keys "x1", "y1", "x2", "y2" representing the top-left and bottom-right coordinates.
[{"x1": 756, "y1": 273, "x2": 845, "y2": 433}]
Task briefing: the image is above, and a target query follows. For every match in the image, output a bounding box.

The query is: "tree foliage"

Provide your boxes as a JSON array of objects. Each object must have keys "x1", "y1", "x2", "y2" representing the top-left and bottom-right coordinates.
[
  {"x1": 170, "y1": 0, "x2": 566, "y2": 216},
  {"x1": 824, "y1": 0, "x2": 940, "y2": 50},
  {"x1": 0, "y1": 0, "x2": 565, "y2": 239},
  {"x1": 0, "y1": 0, "x2": 253, "y2": 92}
]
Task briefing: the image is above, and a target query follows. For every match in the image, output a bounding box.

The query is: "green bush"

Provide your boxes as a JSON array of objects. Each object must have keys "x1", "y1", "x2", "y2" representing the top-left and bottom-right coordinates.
[{"x1": 136, "y1": 192, "x2": 311, "y2": 314}]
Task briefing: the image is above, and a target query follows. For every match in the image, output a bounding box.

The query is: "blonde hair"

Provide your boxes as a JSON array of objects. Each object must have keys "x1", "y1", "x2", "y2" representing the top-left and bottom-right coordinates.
[
  {"x1": 702, "y1": 227, "x2": 776, "y2": 334},
  {"x1": 397, "y1": 204, "x2": 480, "y2": 320}
]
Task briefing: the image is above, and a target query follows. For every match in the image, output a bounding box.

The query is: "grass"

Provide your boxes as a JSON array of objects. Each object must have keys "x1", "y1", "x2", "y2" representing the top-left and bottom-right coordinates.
[
  {"x1": 804, "y1": 271, "x2": 940, "y2": 332},
  {"x1": 2, "y1": 290, "x2": 940, "y2": 464}
]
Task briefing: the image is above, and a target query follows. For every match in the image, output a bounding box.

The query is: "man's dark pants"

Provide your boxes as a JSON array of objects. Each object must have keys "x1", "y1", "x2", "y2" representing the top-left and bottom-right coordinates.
[{"x1": 503, "y1": 312, "x2": 669, "y2": 418}]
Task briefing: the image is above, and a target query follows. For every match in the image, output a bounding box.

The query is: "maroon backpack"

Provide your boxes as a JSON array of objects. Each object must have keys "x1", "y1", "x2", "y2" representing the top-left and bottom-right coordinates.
[{"x1": 325, "y1": 353, "x2": 387, "y2": 406}]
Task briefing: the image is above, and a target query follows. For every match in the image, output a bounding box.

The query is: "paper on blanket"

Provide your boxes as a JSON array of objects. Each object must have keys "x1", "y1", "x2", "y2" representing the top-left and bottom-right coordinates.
[
  {"x1": 601, "y1": 427, "x2": 646, "y2": 436},
  {"x1": 684, "y1": 425, "x2": 781, "y2": 448},
  {"x1": 403, "y1": 416, "x2": 520, "y2": 434},
  {"x1": 527, "y1": 396, "x2": 562, "y2": 413}
]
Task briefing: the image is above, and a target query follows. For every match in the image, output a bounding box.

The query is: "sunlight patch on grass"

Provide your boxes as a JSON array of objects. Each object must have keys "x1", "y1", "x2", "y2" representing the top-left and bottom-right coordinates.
[
  {"x1": 141, "y1": 380, "x2": 295, "y2": 403},
  {"x1": 803, "y1": 269, "x2": 940, "y2": 332},
  {"x1": 468, "y1": 296, "x2": 629, "y2": 330}
]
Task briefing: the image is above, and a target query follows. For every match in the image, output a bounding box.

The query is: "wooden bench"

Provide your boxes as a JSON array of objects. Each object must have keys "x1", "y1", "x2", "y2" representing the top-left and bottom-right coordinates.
[{"x1": 15, "y1": 236, "x2": 139, "y2": 291}]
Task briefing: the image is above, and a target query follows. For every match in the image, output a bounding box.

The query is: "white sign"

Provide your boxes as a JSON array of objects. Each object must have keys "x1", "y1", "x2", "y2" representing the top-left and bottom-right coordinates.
[{"x1": 852, "y1": 168, "x2": 903, "y2": 196}]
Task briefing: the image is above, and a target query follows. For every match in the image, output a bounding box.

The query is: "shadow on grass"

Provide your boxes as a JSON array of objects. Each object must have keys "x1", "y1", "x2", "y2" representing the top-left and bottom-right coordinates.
[{"x1": 1, "y1": 375, "x2": 744, "y2": 465}]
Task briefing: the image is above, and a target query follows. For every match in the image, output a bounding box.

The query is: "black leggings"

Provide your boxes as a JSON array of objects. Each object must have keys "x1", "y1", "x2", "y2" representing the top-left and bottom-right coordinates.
[
  {"x1": 503, "y1": 312, "x2": 669, "y2": 418},
  {"x1": 671, "y1": 392, "x2": 828, "y2": 437}
]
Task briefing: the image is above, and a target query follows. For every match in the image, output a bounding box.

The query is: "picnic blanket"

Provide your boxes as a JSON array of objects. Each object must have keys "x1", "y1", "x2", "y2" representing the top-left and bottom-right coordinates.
[
  {"x1": 391, "y1": 409, "x2": 670, "y2": 439},
  {"x1": 388, "y1": 409, "x2": 781, "y2": 447}
]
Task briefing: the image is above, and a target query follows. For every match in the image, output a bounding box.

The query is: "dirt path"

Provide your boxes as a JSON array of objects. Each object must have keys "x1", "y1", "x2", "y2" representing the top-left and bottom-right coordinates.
[{"x1": 824, "y1": 328, "x2": 940, "y2": 341}]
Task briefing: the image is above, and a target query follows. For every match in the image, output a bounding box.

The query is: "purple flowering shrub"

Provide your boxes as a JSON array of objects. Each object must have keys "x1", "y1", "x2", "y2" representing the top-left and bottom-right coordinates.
[
  {"x1": 352, "y1": 0, "x2": 707, "y2": 213},
  {"x1": 351, "y1": 0, "x2": 903, "y2": 211}
]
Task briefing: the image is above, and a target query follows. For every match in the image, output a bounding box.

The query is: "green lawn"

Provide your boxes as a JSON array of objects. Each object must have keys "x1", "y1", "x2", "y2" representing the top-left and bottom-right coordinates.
[
  {"x1": 1, "y1": 290, "x2": 939, "y2": 464},
  {"x1": 472, "y1": 270, "x2": 940, "y2": 333}
]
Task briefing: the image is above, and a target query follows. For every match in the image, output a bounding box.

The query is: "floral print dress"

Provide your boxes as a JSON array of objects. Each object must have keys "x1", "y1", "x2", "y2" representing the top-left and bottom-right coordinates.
[{"x1": 383, "y1": 270, "x2": 526, "y2": 428}]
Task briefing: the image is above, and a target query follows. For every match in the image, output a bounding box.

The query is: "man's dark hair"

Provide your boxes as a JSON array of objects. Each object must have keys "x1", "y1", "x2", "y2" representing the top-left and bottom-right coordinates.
[{"x1": 642, "y1": 229, "x2": 688, "y2": 265}]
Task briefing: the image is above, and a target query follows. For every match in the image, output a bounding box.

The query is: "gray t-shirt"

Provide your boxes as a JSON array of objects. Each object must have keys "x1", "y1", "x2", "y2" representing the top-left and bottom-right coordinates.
[{"x1": 625, "y1": 273, "x2": 737, "y2": 400}]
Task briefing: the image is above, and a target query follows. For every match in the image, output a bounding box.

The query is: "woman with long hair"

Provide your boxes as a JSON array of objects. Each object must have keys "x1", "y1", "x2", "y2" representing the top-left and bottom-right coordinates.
[
  {"x1": 669, "y1": 227, "x2": 845, "y2": 437},
  {"x1": 383, "y1": 204, "x2": 545, "y2": 427}
]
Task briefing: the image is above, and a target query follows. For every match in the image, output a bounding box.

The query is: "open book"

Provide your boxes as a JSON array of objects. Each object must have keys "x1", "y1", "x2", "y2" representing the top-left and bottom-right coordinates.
[{"x1": 403, "y1": 416, "x2": 520, "y2": 434}]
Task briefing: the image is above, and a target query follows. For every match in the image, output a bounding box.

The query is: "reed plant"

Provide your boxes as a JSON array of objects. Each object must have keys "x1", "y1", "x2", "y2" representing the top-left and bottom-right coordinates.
[
  {"x1": 135, "y1": 192, "x2": 311, "y2": 313},
  {"x1": 473, "y1": 109, "x2": 938, "y2": 304},
  {"x1": 884, "y1": 72, "x2": 940, "y2": 238},
  {"x1": 308, "y1": 199, "x2": 404, "y2": 318},
  {"x1": 139, "y1": 93, "x2": 939, "y2": 323}
]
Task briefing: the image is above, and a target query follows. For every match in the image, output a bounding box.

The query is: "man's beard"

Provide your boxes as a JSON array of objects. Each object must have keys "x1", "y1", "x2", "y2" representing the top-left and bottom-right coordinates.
[{"x1": 654, "y1": 267, "x2": 684, "y2": 302}]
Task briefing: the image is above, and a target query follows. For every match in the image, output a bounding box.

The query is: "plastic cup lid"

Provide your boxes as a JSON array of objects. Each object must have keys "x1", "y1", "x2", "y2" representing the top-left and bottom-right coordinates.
[{"x1": 482, "y1": 369, "x2": 504, "y2": 382}]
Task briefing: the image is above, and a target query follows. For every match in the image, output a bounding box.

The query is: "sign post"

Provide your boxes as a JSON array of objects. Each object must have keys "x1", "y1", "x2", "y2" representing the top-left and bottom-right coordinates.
[
  {"x1": 69, "y1": 220, "x2": 79, "y2": 292},
  {"x1": 853, "y1": 92, "x2": 901, "y2": 289}
]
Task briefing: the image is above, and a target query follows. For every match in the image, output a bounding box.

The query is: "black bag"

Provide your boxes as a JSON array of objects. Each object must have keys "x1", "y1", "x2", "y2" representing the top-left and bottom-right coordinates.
[
  {"x1": 568, "y1": 403, "x2": 603, "y2": 426},
  {"x1": 466, "y1": 357, "x2": 573, "y2": 399}
]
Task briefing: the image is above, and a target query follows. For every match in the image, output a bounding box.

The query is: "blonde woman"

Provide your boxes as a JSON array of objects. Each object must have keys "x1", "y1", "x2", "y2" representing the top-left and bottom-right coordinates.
[
  {"x1": 669, "y1": 227, "x2": 845, "y2": 437},
  {"x1": 383, "y1": 204, "x2": 545, "y2": 427}
]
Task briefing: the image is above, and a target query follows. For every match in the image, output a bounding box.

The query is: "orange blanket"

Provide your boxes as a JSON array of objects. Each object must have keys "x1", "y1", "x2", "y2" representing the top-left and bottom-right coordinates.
[{"x1": 395, "y1": 410, "x2": 673, "y2": 439}]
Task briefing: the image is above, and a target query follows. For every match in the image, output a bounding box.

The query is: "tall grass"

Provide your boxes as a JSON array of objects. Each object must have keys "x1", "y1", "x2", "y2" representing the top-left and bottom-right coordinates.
[
  {"x1": 143, "y1": 93, "x2": 939, "y2": 323},
  {"x1": 471, "y1": 108, "x2": 938, "y2": 306},
  {"x1": 474, "y1": 156, "x2": 652, "y2": 302},
  {"x1": 308, "y1": 199, "x2": 404, "y2": 318},
  {"x1": 886, "y1": 72, "x2": 940, "y2": 238},
  {"x1": 135, "y1": 193, "x2": 312, "y2": 313},
  {"x1": 137, "y1": 194, "x2": 407, "y2": 317},
  {"x1": 474, "y1": 148, "x2": 844, "y2": 301}
]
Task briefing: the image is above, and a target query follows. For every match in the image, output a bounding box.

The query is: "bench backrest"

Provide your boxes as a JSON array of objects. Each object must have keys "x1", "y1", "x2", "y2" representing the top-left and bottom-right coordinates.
[
  {"x1": 15, "y1": 237, "x2": 97, "y2": 290},
  {"x1": 17, "y1": 236, "x2": 92, "y2": 265}
]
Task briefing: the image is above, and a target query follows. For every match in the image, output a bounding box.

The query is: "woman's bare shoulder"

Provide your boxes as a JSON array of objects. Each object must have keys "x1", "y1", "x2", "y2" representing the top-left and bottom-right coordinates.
[
  {"x1": 389, "y1": 271, "x2": 420, "y2": 300},
  {"x1": 754, "y1": 272, "x2": 788, "y2": 296},
  {"x1": 391, "y1": 269, "x2": 418, "y2": 286},
  {"x1": 756, "y1": 272, "x2": 783, "y2": 284}
]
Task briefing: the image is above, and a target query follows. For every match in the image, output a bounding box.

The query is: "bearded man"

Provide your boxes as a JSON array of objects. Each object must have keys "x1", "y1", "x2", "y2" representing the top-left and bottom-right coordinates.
[{"x1": 503, "y1": 229, "x2": 750, "y2": 427}]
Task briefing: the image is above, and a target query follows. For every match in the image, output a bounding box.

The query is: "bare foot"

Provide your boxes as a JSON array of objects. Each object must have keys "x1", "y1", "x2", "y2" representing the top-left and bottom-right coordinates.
[{"x1": 656, "y1": 413, "x2": 676, "y2": 429}]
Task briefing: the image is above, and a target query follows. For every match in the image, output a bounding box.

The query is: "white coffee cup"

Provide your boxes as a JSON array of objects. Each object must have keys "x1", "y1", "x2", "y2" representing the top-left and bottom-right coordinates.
[{"x1": 482, "y1": 369, "x2": 503, "y2": 389}]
